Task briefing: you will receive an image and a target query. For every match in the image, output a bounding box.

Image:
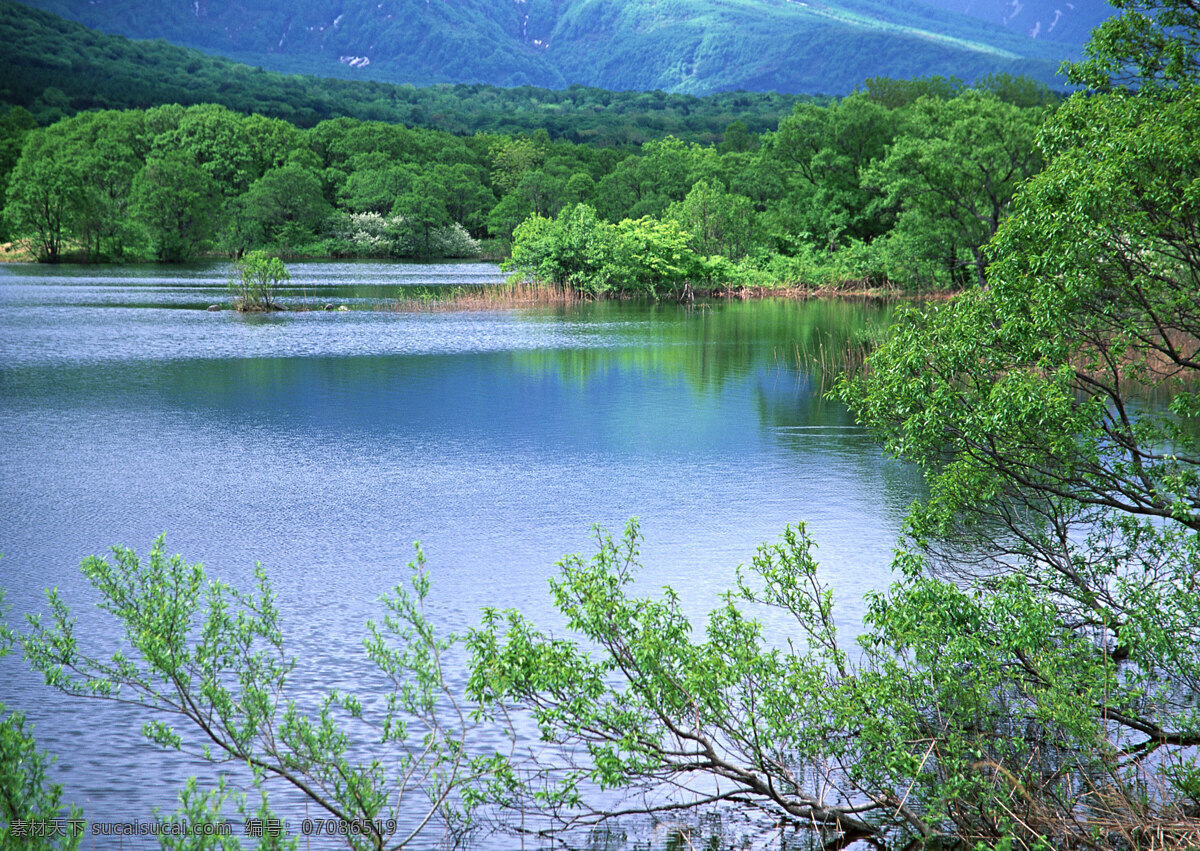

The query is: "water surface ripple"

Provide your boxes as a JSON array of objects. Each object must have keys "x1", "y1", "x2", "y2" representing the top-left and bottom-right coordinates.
[{"x1": 0, "y1": 261, "x2": 922, "y2": 846}]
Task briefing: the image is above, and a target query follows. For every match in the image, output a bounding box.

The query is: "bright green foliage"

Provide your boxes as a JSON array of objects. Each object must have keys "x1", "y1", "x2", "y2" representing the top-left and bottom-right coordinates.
[
  {"x1": 0, "y1": 594, "x2": 83, "y2": 850},
  {"x1": 240, "y1": 163, "x2": 331, "y2": 249},
  {"x1": 665, "y1": 180, "x2": 757, "y2": 262},
  {"x1": 149, "y1": 104, "x2": 293, "y2": 198},
  {"x1": 489, "y1": 136, "x2": 546, "y2": 196},
  {"x1": 505, "y1": 204, "x2": 617, "y2": 295},
  {"x1": 606, "y1": 217, "x2": 700, "y2": 295},
  {"x1": 229, "y1": 250, "x2": 288, "y2": 312},
  {"x1": 338, "y1": 164, "x2": 418, "y2": 215},
  {"x1": 1065, "y1": 0, "x2": 1200, "y2": 89},
  {"x1": 0, "y1": 8, "x2": 1053, "y2": 289},
  {"x1": 760, "y1": 93, "x2": 897, "y2": 250},
  {"x1": 465, "y1": 519, "x2": 1192, "y2": 847},
  {"x1": 835, "y1": 28, "x2": 1200, "y2": 851},
  {"x1": 0, "y1": 106, "x2": 38, "y2": 242},
  {"x1": 485, "y1": 10, "x2": 1200, "y2": 848},
  {"x1": 863, "y1": 91, "x2": 1045, "y2": 288},
  {"x1": 0, "y1": 713, "x2": 83, "y2": 849},
  {"x1": 3, "y1": 126, "x2": 82, "y2": 261},
  {"x1": 155, "y1": 777, "x2": 296, "y2": 851},
  {"x1": 3, "y1": 110, "x2": 145, "y2": 261},
  {"x1": 594, "y1": 137, "x2": 713, "y2": 222},
  {"x1": 21, "y1": 537, "x2": 506, "y2": 851},
  {"x1": 506, "y1": 204, "x2": 703, "y2": 296}
]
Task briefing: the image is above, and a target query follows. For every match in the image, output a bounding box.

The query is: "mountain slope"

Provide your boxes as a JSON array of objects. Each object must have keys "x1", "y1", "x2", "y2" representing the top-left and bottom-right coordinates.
[
  {"x1": 14, "y1": 0, "x2": 1086, "y2": 93},
  {"x1": 0, "y1": 1, "x2": 804, "y2": 142},
  {"x1": 914, "y1": 0, "x2": 1114, "y2": 44}
]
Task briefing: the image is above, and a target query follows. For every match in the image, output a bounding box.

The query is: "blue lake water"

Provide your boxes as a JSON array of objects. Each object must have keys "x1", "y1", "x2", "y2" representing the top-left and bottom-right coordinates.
[{"x1": 0, "y1": 260, "x2": 923, "y2": 847}]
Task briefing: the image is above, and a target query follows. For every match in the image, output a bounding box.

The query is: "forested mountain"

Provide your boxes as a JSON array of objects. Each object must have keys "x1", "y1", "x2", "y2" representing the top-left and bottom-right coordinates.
[
  {"x1": 15, "y1": 0, "x2": 1082, "y2": 93},
  {"x1": 0, "y1": 1, "x2": 804, "y2": 142}
]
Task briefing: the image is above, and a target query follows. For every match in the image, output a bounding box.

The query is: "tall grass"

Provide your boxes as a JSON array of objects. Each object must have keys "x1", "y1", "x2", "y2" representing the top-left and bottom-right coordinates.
[
  {"x1": 782, "y1": 328, "x2": 888, "y2": 389},
  {"x1": 376, "y1": 281, "x2": 580, "y2": 312}
]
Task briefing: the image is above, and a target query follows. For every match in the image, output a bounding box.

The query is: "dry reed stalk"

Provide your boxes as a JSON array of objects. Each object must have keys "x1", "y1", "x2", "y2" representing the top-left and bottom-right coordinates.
[
  {"x1": 974, "y1": 753, "x2": 1200, "y2": 851},
  {"x1": 375, "y1": 282, "x2": 580, "y2": 312},
  {"x1": 1069, "y1": 329, "x2": 1200, "y2": 389}
]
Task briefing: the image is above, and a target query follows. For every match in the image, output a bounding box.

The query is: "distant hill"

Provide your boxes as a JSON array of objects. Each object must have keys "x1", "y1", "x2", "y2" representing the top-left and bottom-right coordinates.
[
  {"x1": 0, "y1": 0, "x2": 806, "y2": 142},
  {"x1": 916, "y1": 0, "x2": 1114, "y2": 45},
  {"x1": 13, "y1": 0, "x2": 1092, "y2": 94}
]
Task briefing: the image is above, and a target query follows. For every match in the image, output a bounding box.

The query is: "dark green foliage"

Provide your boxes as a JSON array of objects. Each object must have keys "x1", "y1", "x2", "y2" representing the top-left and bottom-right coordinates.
[
  {"x1": 17, "y1": 0, "x2": 1072, "y2": 95},
  {"x1": 130, "y1": 152, "x2": 220, "y2": 261},
  {"x1": 0, "y1": 1, "x2": 804, "y2": 144}
]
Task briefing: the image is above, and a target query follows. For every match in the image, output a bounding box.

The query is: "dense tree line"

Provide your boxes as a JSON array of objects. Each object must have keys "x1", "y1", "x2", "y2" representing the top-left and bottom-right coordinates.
[{"x1": 2, "y1": 74, "x2": 1054, "y2": 292}]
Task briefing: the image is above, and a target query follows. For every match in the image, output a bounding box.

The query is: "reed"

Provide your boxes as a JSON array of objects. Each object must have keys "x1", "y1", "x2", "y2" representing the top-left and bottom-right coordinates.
[
  {"x1": 783, "y1": 331, "x2": 886, "y2": 389},
  {"x1": 376, "y1": 281, "x2": 580, "y2": 312}
]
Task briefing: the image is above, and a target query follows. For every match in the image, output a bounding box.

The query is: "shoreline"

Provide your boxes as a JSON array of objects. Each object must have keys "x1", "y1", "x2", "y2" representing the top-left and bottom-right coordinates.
[{"x1": 0, "y1": 245, "x2": 954, "y2": 303}]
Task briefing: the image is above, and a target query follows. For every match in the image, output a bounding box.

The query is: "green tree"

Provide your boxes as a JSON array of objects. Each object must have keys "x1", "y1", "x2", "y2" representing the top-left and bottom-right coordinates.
[
  {"x1": 0, "y1": 594, "x2": 83, "y2": 850},
  {"x1": 130, "y1": 153, "x2": 220, "y2": 262},
  {"x1": 863, "y1": 91, "x2": 1044, "y2": 288},
  {"x1": 1065, "y1": 0, "x2": 1200, "y2": 89},
  {"x1": 229, "y1": 249, "x2": 288, "y2": 311},
  {"x1": 488, "y1": 135, "x2": 545, "y2": 195},
  {"x1": 391, "y1": 176, "x2": 451, "y2": 258},
  {"x1": 504, "y1": 204, "x2": 616, "y2": 295},
  {"x1": 0, "y1": 106, "x2": 37, "y2": 243},
  {"x1": 472, "y1": 9, "x2": 1200, "y2": 850},
  {"x1": 666, "y1": 179, "x2": 756, "y2": 261},
  {"x1": 834, "y1": 10, "x2": 1200, "y2": 844},
  {"x1": 606, "y1": 216, "x2": 699, "y2": 295},
  {"x1": 428, "y1": 163, "x2": 493, "y2": 235},
  {"x1": 3, "y1": 128, "x2": 80, "y2": 261},
  {"x1": 338, "y1": 164, "x2": 417, "y2": 215},
  {"x1": 760, "y1": 93, "x2": 896, "y2": 252},
  {"x1": 150, "y1": 104, "x2": 265, "y2": 197},
  {"x1": 58, "y1": 110, "x2": 146, "y2": 262},
  {"x1": 21, "y1": 537, "x2": 507, "y2": 850},
  {"x1": 241, "y1": 163, "x2": 330, "y2": 248}
]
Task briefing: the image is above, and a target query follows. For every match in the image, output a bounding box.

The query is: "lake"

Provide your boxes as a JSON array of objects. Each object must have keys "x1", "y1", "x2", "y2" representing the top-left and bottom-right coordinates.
[{"x1": 0, "y1": 260, "x2": 923, "y2": 847}]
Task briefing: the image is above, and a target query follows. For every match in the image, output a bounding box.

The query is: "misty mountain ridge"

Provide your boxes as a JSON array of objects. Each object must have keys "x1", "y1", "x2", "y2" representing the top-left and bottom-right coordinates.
[{"x1": 16, "y1": 0, "x2": 1114, "y2": 93}]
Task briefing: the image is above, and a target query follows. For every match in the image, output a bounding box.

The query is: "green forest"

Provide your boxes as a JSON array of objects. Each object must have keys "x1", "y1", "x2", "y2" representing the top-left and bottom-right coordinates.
[
  {"x1": 0, "y1": 1, "x2": 806, "y2": 142},
  {"x1": 1, "y1": 52, "x2": 1056, "y2": 293},
  {"x1": 15, "y1": 0, "x2": 1070, "y2": 95}
]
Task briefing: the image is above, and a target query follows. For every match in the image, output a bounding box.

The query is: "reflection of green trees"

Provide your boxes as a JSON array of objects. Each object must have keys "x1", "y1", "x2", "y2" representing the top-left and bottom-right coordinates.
[{"x1": 504, "y1": 298, "x2": 895, "y2": 393}]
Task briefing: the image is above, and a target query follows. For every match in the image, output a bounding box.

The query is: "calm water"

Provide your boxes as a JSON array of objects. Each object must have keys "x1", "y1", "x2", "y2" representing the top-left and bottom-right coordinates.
[{"x1": 0, "y1": 261, "x2": 922, "y2": 847}]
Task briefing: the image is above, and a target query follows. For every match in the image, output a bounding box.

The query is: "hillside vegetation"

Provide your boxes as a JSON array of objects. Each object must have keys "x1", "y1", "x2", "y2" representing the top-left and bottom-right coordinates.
[
  {"x1": 0, "y1": 1, "x2": 804, "y2": 143},
  {"x1": 1, "y1": 70, "x2": 1056, "y2": 294},
  {"x1": 17, "y1": 0, "x2": 1074, "y2": 93}
]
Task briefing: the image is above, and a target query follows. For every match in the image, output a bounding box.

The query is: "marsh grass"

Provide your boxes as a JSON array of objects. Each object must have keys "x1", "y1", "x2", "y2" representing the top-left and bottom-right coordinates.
[
  {"x1": 782, "y1": 330, "x2": 887, "y2": 389},
  {"x1": 376, "y1": 281, "x2": 581, "y2": 312}
]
